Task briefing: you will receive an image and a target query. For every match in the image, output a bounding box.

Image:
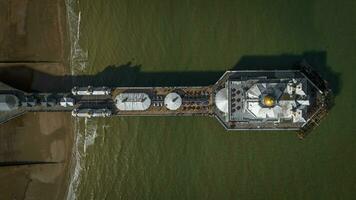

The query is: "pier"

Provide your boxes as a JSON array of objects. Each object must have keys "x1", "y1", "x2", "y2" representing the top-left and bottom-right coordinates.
[{"x1": 0, "y1": 64, "x2": 331, "y2": 134}]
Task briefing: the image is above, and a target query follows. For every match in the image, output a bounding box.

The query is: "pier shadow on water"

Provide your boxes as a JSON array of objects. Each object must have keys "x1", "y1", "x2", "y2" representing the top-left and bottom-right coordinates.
[
  {"x1": 0, "y1": 51, "x2": 341, "y2": 167},
  {"x1": 233, "y1": 51, "x2": 341, "y2": 95},
  {"x1": 0, "y1": 51, "x2": 340, "y2": 96}
]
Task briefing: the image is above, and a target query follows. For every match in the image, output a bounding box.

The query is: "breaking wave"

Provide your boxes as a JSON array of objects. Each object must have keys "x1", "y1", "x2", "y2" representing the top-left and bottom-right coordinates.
[
  {"x1": 65, "y1": 0, "x2": 98, "y2": 199},
  {"x1": 65, "y1": 0, "x2": 88, "y2": 75},
  {"x1": 66, "y1": 118, "x2": 83, "y2": 200}
]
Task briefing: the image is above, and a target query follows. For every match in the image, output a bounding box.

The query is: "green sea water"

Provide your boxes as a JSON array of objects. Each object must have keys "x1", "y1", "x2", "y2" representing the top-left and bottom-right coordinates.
[{"x1": 72, "y1": 0, "x2": 356, "y2": 199}]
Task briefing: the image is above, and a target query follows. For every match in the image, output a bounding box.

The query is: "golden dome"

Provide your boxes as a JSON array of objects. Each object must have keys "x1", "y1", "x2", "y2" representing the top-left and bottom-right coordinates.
[{"x1": 263, "y1": 95, "x2": 275, "y2": 107}]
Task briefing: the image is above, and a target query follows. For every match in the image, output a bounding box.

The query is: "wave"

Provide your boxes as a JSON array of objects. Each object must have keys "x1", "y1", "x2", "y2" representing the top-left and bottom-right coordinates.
[
  {"x1": 65, "y1": 0, "x2": 88, "y2": 75},
  {"x1": 66, "y1": 118, "x2": 83, "y2": 200},
  {"x1": 65, "y1": 0, "x2": 97, "y2": 199}
]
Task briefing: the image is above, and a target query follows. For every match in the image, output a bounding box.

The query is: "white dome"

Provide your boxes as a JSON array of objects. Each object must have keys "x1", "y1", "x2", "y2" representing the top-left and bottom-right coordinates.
[
  {"x1": 215, "y1": 88, "x2": 228, "y2": 113},
  {"x1": 164, "y1": 92, "x2": 182, "y2": 110},
  {"x1": 0, "y1": 94, "x2": 19, "y2": 111}
]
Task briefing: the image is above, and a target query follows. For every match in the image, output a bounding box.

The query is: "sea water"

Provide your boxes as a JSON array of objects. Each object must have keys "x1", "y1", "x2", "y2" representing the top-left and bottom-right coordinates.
[{"x1": 66, "y1": 0, "x2": 356, "y2": 199}]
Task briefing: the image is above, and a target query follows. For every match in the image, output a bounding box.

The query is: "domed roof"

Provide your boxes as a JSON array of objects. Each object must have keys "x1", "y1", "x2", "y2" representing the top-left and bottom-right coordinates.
[
  {"x1": 262, "y1": 95, "x2": 275, "y2": 107},
  {"x1": 164, "y1": 92, "x2": 182, "y2": 110},
  {"x1": 215, "y1": 88, "x2": 228, "y2": 113},
  {"x1": 0, "y1": 94, "x2": 19, "y2": 111},
  {"x1": 115, "y1": 93, "x2": 151, "y2": 111}
]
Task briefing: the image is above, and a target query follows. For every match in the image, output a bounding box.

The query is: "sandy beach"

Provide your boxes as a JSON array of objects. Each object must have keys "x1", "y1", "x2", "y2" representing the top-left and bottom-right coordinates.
[{"x1": 0, "y1": 0, "x2": 73, "y2": 199}]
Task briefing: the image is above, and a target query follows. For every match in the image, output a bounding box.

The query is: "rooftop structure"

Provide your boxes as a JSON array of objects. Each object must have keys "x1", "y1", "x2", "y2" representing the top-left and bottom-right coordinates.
[
  {"x1": 213, "y1": 69, "x2": 325, "y2": 132},
  {"x1": 115, "y1": 93, "x2": 151, "y2": 111},
  {"x1": 164, "y1": 93, "x2": 182, "y2": 110},
  {"x1": 0, "y1": 63, "x2": 331, "y2": 138},
  {"x1": 0, "y1": 94, "x2": 19, "y2": 111}
]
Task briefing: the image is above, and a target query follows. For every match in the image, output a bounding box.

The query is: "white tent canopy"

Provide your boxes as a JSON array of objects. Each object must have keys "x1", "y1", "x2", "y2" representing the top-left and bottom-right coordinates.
[
  {"x1": 246, "y1": 84, "x2": 261, "y2": 98},
  {"x1": 60, "y1": 97, "x2": 75, "y2": 107},
  {"x1": 246, "y1": 99, "x2": 309, "y2": 122},
  {"x1": 247, "y1": 102, "x2": 281, "y2": 119}
]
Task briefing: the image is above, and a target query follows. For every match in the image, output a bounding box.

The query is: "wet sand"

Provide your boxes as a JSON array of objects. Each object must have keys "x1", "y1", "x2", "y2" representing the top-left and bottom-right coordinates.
[{"x1": 0, "y1": 0, "x2": 73, "y2": 199}]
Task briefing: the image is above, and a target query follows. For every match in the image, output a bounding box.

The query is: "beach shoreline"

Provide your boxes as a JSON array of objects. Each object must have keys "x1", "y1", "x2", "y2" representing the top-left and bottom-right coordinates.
[{"x1": 0, "y1": 0, "x2": 74, "y2": 199}]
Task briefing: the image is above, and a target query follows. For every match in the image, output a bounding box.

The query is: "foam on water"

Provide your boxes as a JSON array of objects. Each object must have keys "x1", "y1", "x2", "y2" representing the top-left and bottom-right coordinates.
[
  {"x1": 65, "y1": 0, "x2": 96, "y2": 199},
  {"x1": 66, "y1": 118, "x2": 83, "y2": 200},
  {"x1": 65, "y1": 0, "x2": 88, "y2": 75},
  {"x1": 62, "y1": 0, "x2": 356, "y2": 199},
  {"x1": 83, "y1": 118, "x2": 98, "y2": 153}
]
